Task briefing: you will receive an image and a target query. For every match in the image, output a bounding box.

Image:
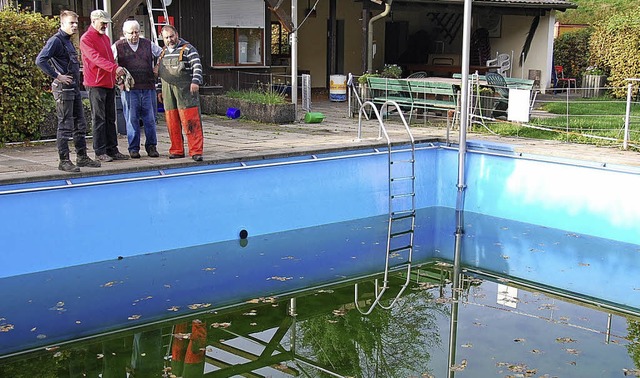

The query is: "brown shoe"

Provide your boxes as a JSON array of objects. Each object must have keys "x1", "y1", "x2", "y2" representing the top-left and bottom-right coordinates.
[
  {"x1": 109, "y1": 152, "x2": 130, "y2": 160},
  {"x1": 77, "y1": 155, "x2": 101, "y2": 168},
  {"x1": 146, "y1": 145, "x2": 160, "y2": 158},
  {"x1": 59, "y1": 160, "x2": 80, "y2": 172},
  {"x1": 96, "y1": 154, "x2": 113, "y2": 162}
]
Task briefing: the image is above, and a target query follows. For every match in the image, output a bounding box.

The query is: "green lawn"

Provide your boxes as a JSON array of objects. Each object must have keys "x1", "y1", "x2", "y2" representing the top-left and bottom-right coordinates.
[{"x1": 475, "y1": 96, "x2": 640, "y2": 148}]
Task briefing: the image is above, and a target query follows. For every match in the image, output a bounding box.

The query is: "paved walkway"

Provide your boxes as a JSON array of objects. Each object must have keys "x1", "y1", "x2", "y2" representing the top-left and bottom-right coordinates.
[{"x1": 0, "y1": 99, "x2": 638, "y2": 185}]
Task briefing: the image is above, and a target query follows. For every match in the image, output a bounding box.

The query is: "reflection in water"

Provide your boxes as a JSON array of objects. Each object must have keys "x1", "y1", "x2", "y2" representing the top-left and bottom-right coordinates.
[
  {"x1": 1, "y1": 264, "x2": 639, "y2": 377},
  {"x1": 2, "y1": 208, "x2": 640, "y2": 377}
]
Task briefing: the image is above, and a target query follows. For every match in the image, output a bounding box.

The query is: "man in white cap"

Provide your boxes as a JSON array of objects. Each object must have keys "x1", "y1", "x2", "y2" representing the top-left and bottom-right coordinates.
[{"x1": 80, "y1": 9, "x2": 129, "y2": 162}]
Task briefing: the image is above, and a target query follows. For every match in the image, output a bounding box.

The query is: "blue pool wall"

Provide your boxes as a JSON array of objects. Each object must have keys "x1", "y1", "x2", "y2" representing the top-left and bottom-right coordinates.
[{"x1": 0, "y1": 142, "x2": 639, "y2": 279}]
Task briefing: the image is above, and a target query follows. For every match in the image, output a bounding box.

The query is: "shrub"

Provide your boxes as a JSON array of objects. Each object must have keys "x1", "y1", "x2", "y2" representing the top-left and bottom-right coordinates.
[
  {"x1": 0, "y1": 8, "x2": 58, "y2": 143},
  {"x1": 553, "y1": 28, "x2": 592, "y2": 86},
  {"x1": 589, "y1": 9, "x2": 640, "y2": 97},
  {"x1": 225, "y1": 87, "x2": 287, "y2": 105}
]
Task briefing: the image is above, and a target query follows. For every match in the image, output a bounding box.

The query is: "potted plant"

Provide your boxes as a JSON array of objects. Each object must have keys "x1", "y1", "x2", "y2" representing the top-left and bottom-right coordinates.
[
  {"x1": 582, "y1": 66, "x2": 607, "y2": 98},
  {"x1": 381, "y1": 64, "x2": 402, "y2": 79}
]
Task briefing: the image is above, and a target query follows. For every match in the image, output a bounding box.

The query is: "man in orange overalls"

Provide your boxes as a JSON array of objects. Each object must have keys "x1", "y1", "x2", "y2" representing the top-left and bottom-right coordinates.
[
  {"x1": 171, "y1": 319, "x2": 207, "y2": 377},
  {"x1": 157, "y1": 25, "x2": 204, "y2": 162}
]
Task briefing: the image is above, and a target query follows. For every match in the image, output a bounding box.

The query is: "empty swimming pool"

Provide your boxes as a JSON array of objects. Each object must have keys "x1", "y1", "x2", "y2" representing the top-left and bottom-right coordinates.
[{"x1": 0, "y1": 141, "x2": 639, "y2": 375}]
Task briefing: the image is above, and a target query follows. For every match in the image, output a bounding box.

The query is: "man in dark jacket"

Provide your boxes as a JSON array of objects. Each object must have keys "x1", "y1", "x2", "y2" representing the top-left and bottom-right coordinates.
[{"x1": 36, "y1": 10, "x2": 101, "y2": 172}]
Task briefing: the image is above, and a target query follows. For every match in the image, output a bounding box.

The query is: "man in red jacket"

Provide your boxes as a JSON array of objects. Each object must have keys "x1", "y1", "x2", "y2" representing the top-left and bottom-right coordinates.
[{"x1": 80, "y1": 10, "x2": 129, "y2": 162}]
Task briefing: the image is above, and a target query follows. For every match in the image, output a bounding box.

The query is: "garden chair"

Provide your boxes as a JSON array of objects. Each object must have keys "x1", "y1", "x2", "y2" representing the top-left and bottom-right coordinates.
[
  {"x1": 407, "y1": 71, "x2": 428, "y2": 79},
  {"x1": 485, "y1": 72, "x2": 509, "y2": 118},
  {"x1": 486, "y1": 53, "x2": 511, "y2": 77},
  {"x1": 554, "y1": 65, "x2": 577, "y2": 93}
]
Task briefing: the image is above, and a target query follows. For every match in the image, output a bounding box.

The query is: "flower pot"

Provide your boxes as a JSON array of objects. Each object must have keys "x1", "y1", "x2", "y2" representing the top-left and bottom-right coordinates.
[{"x1": 582, "y1": 75, "x2": 607, "y2": 98}]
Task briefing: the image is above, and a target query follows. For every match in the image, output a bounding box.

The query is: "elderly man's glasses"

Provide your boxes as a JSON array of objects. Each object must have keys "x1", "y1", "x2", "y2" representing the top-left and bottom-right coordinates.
[{"x1": 125, "y1": 30, "x2": 140, "y2": 35}]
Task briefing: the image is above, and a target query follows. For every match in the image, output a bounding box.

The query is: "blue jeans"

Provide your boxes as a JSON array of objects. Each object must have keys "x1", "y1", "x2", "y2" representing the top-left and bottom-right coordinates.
[{"x1": 121, "y1": 89, "x2": 157, "y2": 152}]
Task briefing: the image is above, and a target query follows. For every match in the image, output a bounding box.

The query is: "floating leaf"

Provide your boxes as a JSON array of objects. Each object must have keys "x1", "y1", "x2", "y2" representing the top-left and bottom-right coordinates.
[
  {"x1": 623, "y1": 368, "x2": 640, "y2": 376},
  {"x1": 187, "y1": 303, "x2": 212, "y2": 310},
  {"x1": 450, "y1": 359, "x2": 467, "y2": 371},
  {"x1": 128, "y1": 314, "x2": 141, "y2": 320},
  {"x1": 267, "y1": 276, "x2": 293, "y2": 282},
  {"x1": 556, "y1": 337, "x2": 577, "y2": 343}
]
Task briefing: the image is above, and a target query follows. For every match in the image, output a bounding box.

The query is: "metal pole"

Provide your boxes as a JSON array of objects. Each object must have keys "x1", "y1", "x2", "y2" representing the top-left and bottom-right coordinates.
[
  {"x1": 291, "y1": 0, "x2": 298, "y2": 118},
  {"x1": 624, "y1": 82, "x2": 632, "y2": 150},
  {"x1": 457, "y1": 0, "x2": 472, "y2": 194},
  {"x1": 447, "y1": 213, "x2": 464, "y2": 378}
]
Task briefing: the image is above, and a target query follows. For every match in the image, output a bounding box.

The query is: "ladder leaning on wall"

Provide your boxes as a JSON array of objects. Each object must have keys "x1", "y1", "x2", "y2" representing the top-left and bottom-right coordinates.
[
  {"x1": 145, "y1": 0, "x2": 170, "y2": 44},
  {"x1": 354, "y1": 100, "x2": 416, "y2": 315}
]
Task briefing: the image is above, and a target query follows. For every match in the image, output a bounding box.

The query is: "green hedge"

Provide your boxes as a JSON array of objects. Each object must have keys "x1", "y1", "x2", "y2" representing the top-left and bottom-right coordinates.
[
  {"x1": 0, "y1": 8, "x2": 57, "y2": 143},
  {"x1": 589, "y1": 9, "x2": 640, "y2": 98},
  {"x1": 553, "y1": 28, "x2": 592, "y2": 87}
]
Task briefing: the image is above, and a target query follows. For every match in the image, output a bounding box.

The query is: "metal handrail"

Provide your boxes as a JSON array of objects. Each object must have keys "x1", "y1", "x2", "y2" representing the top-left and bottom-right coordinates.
[{"x1": 354, "y1": 100, "x2": 415, "y2": 315}]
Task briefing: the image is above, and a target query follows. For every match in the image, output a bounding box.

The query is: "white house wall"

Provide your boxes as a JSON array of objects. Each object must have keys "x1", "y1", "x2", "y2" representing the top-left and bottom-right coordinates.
[
  {"x1": 293, "y1": 1, "x2": 384, "y2": 87},
  {"x1": 489, "y1": 13, "x2": 554, "y2": 93}
]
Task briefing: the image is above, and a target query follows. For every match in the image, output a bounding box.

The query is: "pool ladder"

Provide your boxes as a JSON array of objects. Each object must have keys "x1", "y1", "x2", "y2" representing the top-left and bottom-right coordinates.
[{"x1": 355, "y1": 100, "x2": 416, "y2": 315}]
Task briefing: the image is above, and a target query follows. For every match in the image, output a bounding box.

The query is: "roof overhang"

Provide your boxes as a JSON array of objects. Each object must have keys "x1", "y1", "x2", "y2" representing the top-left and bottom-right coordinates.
[{"x1": 393, "y1": 0, "x2": 577, "y2": 11}]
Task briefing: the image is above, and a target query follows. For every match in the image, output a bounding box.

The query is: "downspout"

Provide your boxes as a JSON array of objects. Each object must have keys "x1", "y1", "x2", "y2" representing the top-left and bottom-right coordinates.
[
  {"x1": 367, "y1": 0, "x2": 392, "y2": 72},
  {"x1": 291, "y1": 0, "x2": 298, "y2": 118}
]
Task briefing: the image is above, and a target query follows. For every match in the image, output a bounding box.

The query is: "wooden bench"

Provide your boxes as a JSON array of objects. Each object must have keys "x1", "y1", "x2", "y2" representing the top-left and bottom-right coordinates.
[
  {"x1": 453, "y1": 73, "x2": 538, "y2": 112},
  {"x1": 408, "y1": 80, "x2": 458, "y2": 113},
  {"x1": 367, "y1": 77, "x2": 414, "y2": 120},
  {"x1": 452, "y1": 73, "x2": 535, "y2": 90},
  {"x1": 367, "y1": 77, "x2": 458, "y2": 123}
]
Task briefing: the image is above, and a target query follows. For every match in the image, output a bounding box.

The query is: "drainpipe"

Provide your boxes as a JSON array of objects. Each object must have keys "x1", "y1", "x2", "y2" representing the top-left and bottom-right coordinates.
[
  {"x1": 103, "y1": 0, "x2": 112, "y2": 40},
  {"x1": 367, "y1": 0, "x2": 392, "y2": 72},
  {"x1": 291, "y1": 0, "x2": 298, "y2": 118}
]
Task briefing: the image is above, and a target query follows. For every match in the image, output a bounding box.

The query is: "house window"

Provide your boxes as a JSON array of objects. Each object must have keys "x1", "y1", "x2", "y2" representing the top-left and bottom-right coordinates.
[
  {"x1": 271, "y1": 22, "x2": 290, "y2": 56},
  {"x1": 211, "y1": 0, "x2": 266, "y2": 67},
  {"x1": 212, "y1": 28, "x2": 264, "y2": 66}
]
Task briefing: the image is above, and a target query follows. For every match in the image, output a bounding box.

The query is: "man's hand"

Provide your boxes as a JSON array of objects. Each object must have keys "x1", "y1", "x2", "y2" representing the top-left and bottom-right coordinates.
[
  {"x1": 56, "y1": 74, "x2": 73, "y2": 85},
  {"x1": 190, "y1": 83, "x2": 199, "y2": 95},
  {"x1": 157, "y1": 92, "x2": 163, "y2": 104}
]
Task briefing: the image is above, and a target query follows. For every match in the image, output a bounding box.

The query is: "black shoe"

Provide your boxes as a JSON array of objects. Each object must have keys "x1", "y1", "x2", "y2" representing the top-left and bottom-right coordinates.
[
  {"x1": 59, "y1": 160, "x2": 80, "y2": 172},
  {"x1": 146, "y1": 145, "x2": 159, "y2": 158},
  {"x1": 130, "y1": 151, "x2": 141, "y2": 159},
  {"x1": 76, "y1": 155, "x2": 101, "y2": 168},
  {"x1": 109, "y1": 152, "x2": 130, "y2": 160},
  {"x1": 169, "y1": 154, "x2": 185, "y2": 159},
  {"x1": 192, "y1": 154, "x2": 203, "y2": 162}
]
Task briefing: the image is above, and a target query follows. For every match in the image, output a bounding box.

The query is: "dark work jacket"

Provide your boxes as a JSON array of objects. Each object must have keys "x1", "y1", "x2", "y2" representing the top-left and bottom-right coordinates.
[{"x1": 36, "y1": 29, "x2": 81, "y2": 88}]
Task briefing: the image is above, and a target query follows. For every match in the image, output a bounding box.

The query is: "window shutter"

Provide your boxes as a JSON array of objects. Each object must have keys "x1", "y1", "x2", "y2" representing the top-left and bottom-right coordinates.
[{"x1": 211, "y1": 0, "x2": 265, "y2": 28}]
